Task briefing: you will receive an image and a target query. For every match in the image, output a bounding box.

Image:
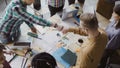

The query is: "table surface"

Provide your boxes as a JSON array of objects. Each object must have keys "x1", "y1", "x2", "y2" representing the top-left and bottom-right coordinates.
[{"x1": 6, "y1": 13, "x2": 84, "y2": 68}]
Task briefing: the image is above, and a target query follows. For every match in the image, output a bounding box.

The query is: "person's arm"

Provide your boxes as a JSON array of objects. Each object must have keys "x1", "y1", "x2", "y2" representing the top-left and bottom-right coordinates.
[
  {"x1": 12, "y1": 6, "x2": 52, "y2": 27},
  {"x1": 63, "y1": 27, "x2": 87, "y2": 36},
  {"x1": 0, "y1": 64, "x2": 3, "y2": 68},
  {"x1": 26, "y1": 64, "x2": 31, "y2": 68},
  {"x1": 25, "y1": 21, "x2": 37, "y2": 33},
  {"x1": 12, "y1": 6, "x2": 63, "y2": 31},
  {"x1": 24, "y1": 21, "x2": 35, "y2": 28},
  {"x1": 106, "y1": 33, "x2": 120, "y2": 50}
]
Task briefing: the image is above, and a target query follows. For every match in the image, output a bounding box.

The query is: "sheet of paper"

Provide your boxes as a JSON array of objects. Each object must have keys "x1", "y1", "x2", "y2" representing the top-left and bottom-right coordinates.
[
  {"x1": 47, "y1": 14, "x2": 63, "y2": 24},
  {"x1": 31, "y1": 30, "x2": 62, "y2": 53},
  {"x1": 60, "y1": 33, "x2": 86, "y2": 52},
  {"x1": 10, "y1": 56, "x2": 27, "y2": 68}
]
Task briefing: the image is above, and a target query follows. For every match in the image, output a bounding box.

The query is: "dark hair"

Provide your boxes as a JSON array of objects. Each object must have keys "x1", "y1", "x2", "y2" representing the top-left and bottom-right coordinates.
[
  {"x1": 31, "y1": 52, "x2": 57, "y2": 68},
  {"x1": 80, "y1": 13, "x2": 98, "y2": 29},
  {"x1": 0, "y1": 43, "x2": 6, "y2": 51},
  {"x1": 113, "y1": 4, "x2": 120, "y2": 16}
]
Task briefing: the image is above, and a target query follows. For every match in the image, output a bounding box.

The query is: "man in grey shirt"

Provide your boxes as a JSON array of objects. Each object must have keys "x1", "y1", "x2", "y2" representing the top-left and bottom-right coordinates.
[{"x1": 98, "y1": 1, "x2": 120, "y2": 68}]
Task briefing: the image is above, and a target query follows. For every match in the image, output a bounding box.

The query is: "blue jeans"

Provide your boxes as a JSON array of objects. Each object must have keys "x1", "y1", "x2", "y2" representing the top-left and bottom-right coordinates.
[{"x1": 0, "y1": 30, "x2": 21, "y2": 44}]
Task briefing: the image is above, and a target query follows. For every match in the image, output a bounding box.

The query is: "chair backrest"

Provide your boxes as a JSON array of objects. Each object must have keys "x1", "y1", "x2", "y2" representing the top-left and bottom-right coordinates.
[
  {"x1": 109, "y1": 50, "x2": 120, "y2": 65},
  {"x1": 117, "y1": 49, "x2": 120, "y2": 56}
]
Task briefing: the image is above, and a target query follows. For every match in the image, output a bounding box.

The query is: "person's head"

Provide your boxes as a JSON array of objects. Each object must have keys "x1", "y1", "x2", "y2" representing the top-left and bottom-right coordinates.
[
  {"x1": 0, "y1": 43, "x2": 6, "y2": 64},
  {"x1": 22, "y1": 0, "x2": 35, "y2": 5},
  {"x1": 112, "y1": 4, "x2": 120, "y2": 21},
  {"x1": 80, "y1": 13, "x2": 98, "y2": 34},
  {"x1": 31, "y1": 52, "x2": 57, "y2": 68}
]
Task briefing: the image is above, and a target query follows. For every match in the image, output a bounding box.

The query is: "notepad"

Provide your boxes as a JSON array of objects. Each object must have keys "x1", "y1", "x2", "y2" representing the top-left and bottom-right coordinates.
[
  {"x1": 52, "y1": 47, "x2": 70, "y2": 68},
  {"x1": 61, "y1": 49, "x2": 77, "y2": 66}
]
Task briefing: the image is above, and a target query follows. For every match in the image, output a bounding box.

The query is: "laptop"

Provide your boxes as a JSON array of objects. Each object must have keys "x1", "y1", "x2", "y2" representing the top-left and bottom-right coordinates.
[{"x1": 62, "y1": 4, "x2": 79, "y2": 20}]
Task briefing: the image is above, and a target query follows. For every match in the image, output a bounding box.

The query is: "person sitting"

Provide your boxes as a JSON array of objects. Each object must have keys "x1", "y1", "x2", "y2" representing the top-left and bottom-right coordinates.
[
  {"x1": 98, "y1": 2, "x2": 120, "y2": 68},
  {"x1": 0, "y1": 43, "x2": 14, "y2": 68},
  {"x1": 27, "y1": 52, "x2": 57, "y2": 68},
  {"x1": 62, "y1": 13, "x2": 108, "y2": 68}
]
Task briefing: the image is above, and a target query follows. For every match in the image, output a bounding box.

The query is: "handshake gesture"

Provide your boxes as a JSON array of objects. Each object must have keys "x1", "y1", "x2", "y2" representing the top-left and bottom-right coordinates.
[
  {"x1": 30, "y1": 23, "x2": 69, "y2": 34},
  {"x1": 52, "y1": 23, "x2": 69, "y2": 34},
  {"x1": 52, "y1": 23, "x2": 64, "y2": 31}
]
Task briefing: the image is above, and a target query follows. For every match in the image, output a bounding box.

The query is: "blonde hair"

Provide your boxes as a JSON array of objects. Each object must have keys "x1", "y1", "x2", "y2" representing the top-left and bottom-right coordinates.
[{"x1": 80, "y1": 13, "x2": 98, "y2": 30}]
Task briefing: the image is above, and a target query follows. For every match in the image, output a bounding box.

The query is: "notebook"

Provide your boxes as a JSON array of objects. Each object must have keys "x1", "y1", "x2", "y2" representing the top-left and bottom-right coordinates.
[
  {"x1": 52, "y1": 47, "x2": 70, "y2": 68},
  {"x1": 62, "y1": 5, "x2": 78, "y2": 20}
]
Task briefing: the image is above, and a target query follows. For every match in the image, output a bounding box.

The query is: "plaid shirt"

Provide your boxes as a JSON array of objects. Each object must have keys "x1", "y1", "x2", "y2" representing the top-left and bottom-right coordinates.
[
  {"x1": 0, "y1": 0, "x2": 51, "y2": 36},
  {"x1": 48, "y1": 0, "x2": 65, "y2": 7}
]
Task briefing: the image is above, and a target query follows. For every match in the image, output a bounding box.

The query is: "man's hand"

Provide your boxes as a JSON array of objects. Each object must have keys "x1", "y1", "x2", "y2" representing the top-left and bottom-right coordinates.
[
  {"x1": 56, "y1": 25, "x2": 64, "y2": 31},
  {"x1": 62, "y1": 27, "x2": 69, "y2": 34},
  {"x1": 51, "y1": 23, "x2": 57, "y2": 28},
  {"x1": 26, "y1": 64, "x2": 31, "y2": 68},
  {"x1": 51, "y1": 23, "x2": 64, "y2": 31},
  {"x1": 31, "y1": 27, "x2": 37, "y2": 33}
]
